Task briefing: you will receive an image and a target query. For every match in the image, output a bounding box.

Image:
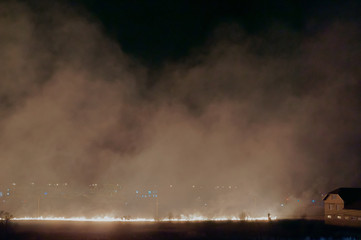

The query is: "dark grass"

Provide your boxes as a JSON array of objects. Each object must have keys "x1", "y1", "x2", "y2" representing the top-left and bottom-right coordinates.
[{"x1": 2, "y1": 220, "x2": 361, "y2": 240}]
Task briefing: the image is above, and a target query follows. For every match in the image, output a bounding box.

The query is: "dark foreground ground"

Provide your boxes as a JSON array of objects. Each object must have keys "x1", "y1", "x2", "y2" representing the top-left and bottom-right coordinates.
[{"x1": 1, "y1": 220, "x2": 361, "y2": 240}]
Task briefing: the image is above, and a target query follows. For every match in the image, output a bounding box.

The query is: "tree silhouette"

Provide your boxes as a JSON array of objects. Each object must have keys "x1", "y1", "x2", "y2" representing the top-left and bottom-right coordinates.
[{"x1": 0, "y1": 210, "x2": 14, "y2": 238}]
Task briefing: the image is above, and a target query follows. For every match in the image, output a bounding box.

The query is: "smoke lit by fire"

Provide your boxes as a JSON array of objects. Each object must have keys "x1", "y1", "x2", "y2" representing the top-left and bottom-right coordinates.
[{"x1": 0, "y1": 1, "x2": 360, "y2": 220}]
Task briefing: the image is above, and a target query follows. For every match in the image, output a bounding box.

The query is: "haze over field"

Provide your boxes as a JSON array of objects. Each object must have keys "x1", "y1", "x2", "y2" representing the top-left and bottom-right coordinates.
[{"x1": 0, "y1": 1, "x2": 360, "y2": 218}]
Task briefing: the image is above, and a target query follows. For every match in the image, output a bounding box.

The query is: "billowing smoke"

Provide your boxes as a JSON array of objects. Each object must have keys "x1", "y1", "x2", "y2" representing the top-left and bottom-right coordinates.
[{"x1": 0, "y1": 1, "x2": 360, "y2": 219}]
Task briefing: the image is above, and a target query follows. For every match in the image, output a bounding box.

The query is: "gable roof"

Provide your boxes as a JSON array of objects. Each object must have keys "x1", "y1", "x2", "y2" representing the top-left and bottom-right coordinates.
[{"x1": 324, "y1": 188, "x2": 361, "y2": 210}]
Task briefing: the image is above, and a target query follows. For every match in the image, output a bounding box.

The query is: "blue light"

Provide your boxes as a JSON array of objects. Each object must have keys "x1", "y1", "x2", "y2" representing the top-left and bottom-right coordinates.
[
  {"x1": 136, "y1": 190, "x2": 139, "y2": 194},
  {"x1": 148, "y1": 191, "x2": 151, "y2": 194},
  {"x1": 155, "y1": 194, "x2": 157, "y2": 197},
  {"x1": 44, "y1": 192, "x2": 48, "y2": 195},
  {"x1": 312, "y1": 200, "x2": 315, "y2": 203},
  {"x1": 297, "y1": 199, "x2": 300, "y2": 202},
  {"x1": 0, "y1": 192, "x2": 2, "y2": 197}
]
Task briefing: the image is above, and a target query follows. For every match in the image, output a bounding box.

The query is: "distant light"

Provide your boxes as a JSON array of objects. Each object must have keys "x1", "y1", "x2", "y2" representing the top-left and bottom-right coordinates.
[
  {"x1": 170, "y1": 185, "x2": 173, "y2": 188},
  {"x1": 44, "y1": 192, "x2": 48, "y2": 195},
  {"x1": 12, "y1": 182, "x2": 16, "y2": 186},
  {"x1": 6, "y1": 193, "x2": 9, "y2": 196},
  {"x1": 228, "y1": 186, "x2": 231, "y2": 189},
  {"x1": 155, "y1": 194, "x2": 157, "y2": 197},
  {"x1": 136, "y1": 190, "x2": 139, "y2": 194},
  {"x1": 192, "y1": 185, "x2": 195, "y2": 188},
  {"x1": 0, "y1": 192, "x2": 2, "y2": 197},
  {"x1": 148, "y1": 191, "x2": 151, "y2": 194},
  {"x1": 281, "y1": 204, "x2": 284, "y2": 207},
  {"x1": 312, "y1": 200, "x2": 315, "y2": 203},
  {"x1": 297, "y1": 200, "x2": 300, "y2": 202}
]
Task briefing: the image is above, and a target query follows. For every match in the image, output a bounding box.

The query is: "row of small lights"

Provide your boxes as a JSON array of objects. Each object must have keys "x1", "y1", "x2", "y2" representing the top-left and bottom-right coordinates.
[{"x1": 8, "y1": 183, "x2": 239, "y2": 189}]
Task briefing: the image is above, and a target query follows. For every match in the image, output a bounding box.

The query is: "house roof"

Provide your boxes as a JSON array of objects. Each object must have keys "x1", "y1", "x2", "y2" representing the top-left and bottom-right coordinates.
[{"x1": 324, "y1": 188, "x2": 361, "y2": 210}]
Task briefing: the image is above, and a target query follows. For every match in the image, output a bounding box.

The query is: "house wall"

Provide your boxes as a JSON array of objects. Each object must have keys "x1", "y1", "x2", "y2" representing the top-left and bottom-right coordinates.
[{"x1": 324, "y1": 194, "x2": 361, "y2": 227}]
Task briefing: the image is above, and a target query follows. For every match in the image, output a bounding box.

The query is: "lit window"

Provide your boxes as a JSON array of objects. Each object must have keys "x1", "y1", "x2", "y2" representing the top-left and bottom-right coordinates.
[
  {"x1": 337, "y1": 216, "x2": 342, "y2": 219},
  {"x1": 345, "y1": 216, "x2": 350, "y2": 220},
  {"x1": 327, "y1": 215, "x2": 332, "y2": 219}
]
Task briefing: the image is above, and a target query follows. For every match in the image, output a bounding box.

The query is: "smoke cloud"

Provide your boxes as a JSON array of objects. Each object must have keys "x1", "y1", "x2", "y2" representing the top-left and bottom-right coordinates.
[{"x1": 0, "y1": 1, "x2": 360, "y2": 218}]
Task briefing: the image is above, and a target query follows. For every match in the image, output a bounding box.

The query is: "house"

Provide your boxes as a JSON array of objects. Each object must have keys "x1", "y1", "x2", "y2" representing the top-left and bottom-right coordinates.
[{"x1": 323, "y1": 188, "x2": 361, "y2": 227}]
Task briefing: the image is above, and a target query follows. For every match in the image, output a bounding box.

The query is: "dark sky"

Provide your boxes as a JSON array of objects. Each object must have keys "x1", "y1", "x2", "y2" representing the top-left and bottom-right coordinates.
[{"x1": 67, "y1": 0, "x2": 361, "y2": 65}]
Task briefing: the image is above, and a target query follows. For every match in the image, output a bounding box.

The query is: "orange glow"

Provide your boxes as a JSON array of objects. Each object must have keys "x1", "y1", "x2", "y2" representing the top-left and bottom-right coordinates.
[{"x1": 13, "y1": 215, "x2": 277, "y2": 222}]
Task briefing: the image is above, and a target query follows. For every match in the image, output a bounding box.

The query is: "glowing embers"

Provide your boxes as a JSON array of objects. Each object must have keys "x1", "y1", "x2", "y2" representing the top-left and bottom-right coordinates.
[
  {"x1": 13, "y1": 215, "x2": 277, "y2": 222},
  {"x1": 13, "y1": 216, "x2": 154, "y2": 222}
]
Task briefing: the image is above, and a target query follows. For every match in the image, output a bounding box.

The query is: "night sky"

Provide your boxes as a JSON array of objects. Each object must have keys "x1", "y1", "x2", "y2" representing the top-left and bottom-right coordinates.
[{"x1": 66, "y1": 0, "x2": 361, "y2": 65}]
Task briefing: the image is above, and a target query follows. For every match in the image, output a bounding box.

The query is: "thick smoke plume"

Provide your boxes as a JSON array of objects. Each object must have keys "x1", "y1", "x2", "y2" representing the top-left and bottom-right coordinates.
[{"x1": 0, "y1": 1, "x2": 360, "y2": 218}]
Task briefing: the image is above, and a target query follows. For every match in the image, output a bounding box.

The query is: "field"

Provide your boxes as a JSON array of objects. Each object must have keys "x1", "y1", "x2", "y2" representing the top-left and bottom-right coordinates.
[{"x1": 1, "y1": 220, "x2": 361, "y2": 240}]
